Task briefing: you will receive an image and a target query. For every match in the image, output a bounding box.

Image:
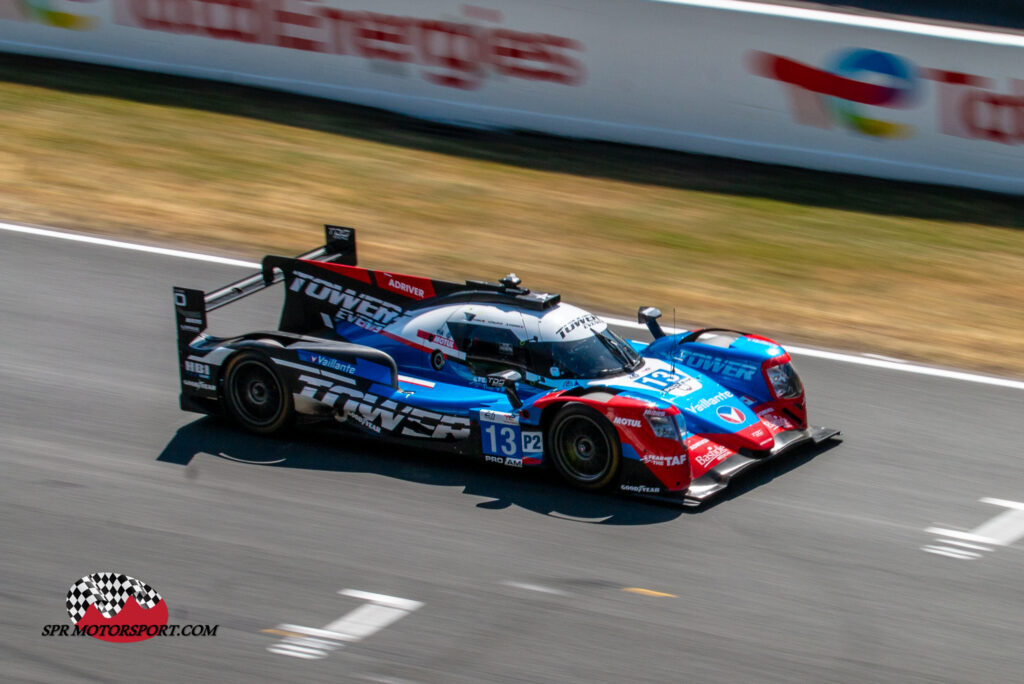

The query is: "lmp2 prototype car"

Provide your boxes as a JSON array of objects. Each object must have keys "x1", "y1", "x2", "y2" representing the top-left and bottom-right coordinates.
[{"x1": 174, "y1": 226, "x2": 838, "y2": 506}]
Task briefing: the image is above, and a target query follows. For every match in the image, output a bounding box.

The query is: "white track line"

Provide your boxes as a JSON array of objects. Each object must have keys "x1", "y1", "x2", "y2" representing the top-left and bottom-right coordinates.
[
  {"x1": 0, "y1": 221, "x2": 259, "y2": 269},
  {"x1": 601, "y1": 316, "x2": 1024, "y2": 390},
  {"x1": 921, "y1": 545, "x2": 980, "y2": 560},
  {"x1": 4, "y1": 220, "x2": 1023, "y2": 391},
  {"x1": 500, "y1": 581, "x2": 567, "y2": 596}
]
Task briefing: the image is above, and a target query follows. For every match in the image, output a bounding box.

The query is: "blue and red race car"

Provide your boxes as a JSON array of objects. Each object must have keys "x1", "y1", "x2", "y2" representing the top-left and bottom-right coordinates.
[{"x1": 174, "y1": 226, "x2": 839, "y2": 506}]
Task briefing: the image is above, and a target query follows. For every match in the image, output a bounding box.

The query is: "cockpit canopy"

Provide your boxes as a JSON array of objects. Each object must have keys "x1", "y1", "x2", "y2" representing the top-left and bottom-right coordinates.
[
  {"x1": 440, "y1": 302, "x2": 642, "y2": 379},
  {"x1": 529, "y1": 326, "x2": 642, "y2": 378}
]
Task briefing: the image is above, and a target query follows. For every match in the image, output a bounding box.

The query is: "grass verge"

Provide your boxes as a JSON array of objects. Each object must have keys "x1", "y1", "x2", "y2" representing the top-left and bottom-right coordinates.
[{"x1": 1, "y1": 55, "x2": 1022, "y2": 377}]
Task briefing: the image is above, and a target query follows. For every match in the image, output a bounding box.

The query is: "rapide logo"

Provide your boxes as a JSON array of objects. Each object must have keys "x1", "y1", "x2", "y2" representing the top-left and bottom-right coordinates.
[
  {"x1": 749, "y1": 47, "x2": 1024, "y2": 144},
  {"x1": 113, "y1": 1, "x2": 585, "y2": 91},
  {"x1": 758, "y1": 408, "x2": 794, "y2": 431}
]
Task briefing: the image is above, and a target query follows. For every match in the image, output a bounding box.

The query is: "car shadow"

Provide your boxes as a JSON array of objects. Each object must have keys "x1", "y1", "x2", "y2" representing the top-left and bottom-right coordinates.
[
  {"x1": 157, "y1": 417, "x2": 684, "y2": 525},
  {"x1": 157, "y1": 418, "x2": 843, "y2": 522},
  {"x1": 697, "y1": 436, "x2": 845, "y2": 511}
]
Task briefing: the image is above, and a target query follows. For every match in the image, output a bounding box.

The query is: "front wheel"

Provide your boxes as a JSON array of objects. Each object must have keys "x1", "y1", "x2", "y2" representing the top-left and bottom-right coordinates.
[
  {"x1": 548, "y1": 405, "x2": 621, "y2": 490},
  {"x1": 222, "y1": 351, "x2": 293, "y2": 434}
]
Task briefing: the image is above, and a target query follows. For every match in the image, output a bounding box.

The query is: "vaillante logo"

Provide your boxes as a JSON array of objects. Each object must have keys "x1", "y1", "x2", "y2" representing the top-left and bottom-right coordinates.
[{"x1": 716, "y1": 405, "x2": 745, "y2": 425}]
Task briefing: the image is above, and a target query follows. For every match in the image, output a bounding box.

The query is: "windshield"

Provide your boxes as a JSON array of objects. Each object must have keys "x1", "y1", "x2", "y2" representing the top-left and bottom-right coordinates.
[{"x1": 529, "y1": 326, "x2": 643, "y2": 379}]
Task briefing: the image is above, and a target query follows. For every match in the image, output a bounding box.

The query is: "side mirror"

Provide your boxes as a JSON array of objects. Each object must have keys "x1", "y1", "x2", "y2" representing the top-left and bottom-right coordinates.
[
  {"x1": 637, "y1": 306, "x2": 665, "y2": 339},
  {"x1": 486, "y1": 369, "x2": 523, "y2": 409}
]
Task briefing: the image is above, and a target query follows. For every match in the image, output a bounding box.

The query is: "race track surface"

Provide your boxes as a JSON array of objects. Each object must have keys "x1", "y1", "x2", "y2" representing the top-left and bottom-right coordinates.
[{"x1": 3, "y1": 228, "x2": 1023, "y2": 683}]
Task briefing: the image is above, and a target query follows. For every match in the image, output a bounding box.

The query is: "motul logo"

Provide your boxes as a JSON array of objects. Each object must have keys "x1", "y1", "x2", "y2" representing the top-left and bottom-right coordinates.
[{"x1": 613, "y1": 417, "x2": 642, "y2": 428}]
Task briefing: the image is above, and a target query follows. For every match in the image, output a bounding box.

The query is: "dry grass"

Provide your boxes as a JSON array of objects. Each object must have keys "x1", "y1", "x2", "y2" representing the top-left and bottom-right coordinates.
[{"x1": 1, "y1": 55, "x2": 1023, "y2": 376}]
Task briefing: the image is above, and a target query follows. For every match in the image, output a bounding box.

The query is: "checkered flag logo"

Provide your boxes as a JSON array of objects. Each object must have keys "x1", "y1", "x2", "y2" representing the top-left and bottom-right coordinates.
[{"x1": 66, "y1": 572, "x2": 163, "y2": 624}]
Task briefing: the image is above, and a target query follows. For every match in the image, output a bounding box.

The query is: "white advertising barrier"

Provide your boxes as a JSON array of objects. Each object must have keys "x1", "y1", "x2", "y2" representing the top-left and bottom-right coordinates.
[{"x1": 1, "y1": 0, "x2": 1022, "y2": 193}]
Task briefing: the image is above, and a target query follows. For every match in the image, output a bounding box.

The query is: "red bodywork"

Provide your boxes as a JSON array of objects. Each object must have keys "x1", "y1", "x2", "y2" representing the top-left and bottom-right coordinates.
[{"x1": 531, "y1": 340, "x2": 810, "y2": 493}]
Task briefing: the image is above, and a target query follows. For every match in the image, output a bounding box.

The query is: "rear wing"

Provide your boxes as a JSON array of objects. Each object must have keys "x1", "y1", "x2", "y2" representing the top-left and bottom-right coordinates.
[{"x1": 173, "y1": 224, "x2": 356, "y2": 352}]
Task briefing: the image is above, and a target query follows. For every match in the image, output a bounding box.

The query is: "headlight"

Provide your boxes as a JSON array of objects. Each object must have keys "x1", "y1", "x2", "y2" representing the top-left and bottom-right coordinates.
[
  {"x1": 766, "y1": 362, "x2": 803, "y2": 399},
  {"x1": 673, "y1": 411, "x2": 688, "y2": 439},
  {"x1": 644, "y1": 409, "x2": 684, "y2": 440}
]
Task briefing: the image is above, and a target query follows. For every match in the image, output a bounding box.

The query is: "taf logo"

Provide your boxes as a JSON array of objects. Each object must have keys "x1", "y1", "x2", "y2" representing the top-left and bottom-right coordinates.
[
  {"x1": 66, "y1": 572, "x2": 168, "y2": 643},
  {"x1": 717, "y1": 405, "x2": 745, "y2": 425},
  {"x1": 748, "y1": 48, "x2": 918, "y2": 139}
]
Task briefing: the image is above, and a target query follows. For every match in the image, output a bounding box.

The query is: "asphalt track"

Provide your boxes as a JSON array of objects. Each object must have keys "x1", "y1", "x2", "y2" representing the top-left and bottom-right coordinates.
[{"x1": 3, "y1": 227, "x2": 1023, "y2": 683}]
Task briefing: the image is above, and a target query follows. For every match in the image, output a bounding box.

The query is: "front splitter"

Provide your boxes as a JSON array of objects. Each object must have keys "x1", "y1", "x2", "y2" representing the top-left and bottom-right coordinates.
[{"x1": 682, "y1": 425, "x2": 841, "y2": 506}]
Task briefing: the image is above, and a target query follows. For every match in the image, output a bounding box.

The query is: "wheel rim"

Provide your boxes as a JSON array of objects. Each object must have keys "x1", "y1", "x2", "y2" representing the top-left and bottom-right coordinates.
[
  {"x1": 553, "y1": 415, "x2": 612, "y2": 483},
  {"x1": 229, "y1": 360, "x2": 283, "y2": 427}
]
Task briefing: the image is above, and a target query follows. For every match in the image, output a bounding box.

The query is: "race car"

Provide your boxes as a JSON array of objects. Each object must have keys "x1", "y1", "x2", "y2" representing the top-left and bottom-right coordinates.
[{"x1": 173, "y1": 225, "x2": 839, "y2": 506}]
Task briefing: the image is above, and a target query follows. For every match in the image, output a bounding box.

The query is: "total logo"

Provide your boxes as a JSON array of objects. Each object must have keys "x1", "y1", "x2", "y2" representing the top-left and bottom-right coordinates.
[
  {"x1": 716, "y1": 405, "x2": 745, "y2": 425},
  {"x1": 749, "y1": 47, "x2": 1024, "y2": 144}
]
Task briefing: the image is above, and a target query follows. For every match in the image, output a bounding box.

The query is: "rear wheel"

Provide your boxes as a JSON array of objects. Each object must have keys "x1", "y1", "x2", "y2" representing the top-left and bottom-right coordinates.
[
  {"x1": 548, "y1": 405, "x2": 621, "y2": 490},
  {"x1": 222, "y1": 352, "x2": 293, "y2": 434}
]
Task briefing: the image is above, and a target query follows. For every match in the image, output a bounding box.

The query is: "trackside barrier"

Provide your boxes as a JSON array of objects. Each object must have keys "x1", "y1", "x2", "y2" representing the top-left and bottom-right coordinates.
[{"x1": 1, "y1": 0, "x2": 1021, "y2": 193}]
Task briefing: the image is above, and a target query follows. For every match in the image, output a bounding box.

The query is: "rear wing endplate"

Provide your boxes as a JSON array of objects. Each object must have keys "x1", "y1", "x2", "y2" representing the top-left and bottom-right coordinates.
[{"x1": 173, "y1": 224, "x2": 356, "y2": 350}]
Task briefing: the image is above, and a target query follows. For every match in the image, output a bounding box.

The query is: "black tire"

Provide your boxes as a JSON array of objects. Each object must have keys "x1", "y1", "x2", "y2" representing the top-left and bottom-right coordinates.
[
  {"x1": 548, "y1": 404, "x2": 621, "y2": 490},
  {"x1": 222, "y1": 351, "x2": 293, "y2": 434}
]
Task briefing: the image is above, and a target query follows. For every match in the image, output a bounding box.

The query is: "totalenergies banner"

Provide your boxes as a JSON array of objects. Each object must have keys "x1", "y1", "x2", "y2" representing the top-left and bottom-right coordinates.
[{"x1": 1, "y1": 0, "x2": 1022, "y2": 193}]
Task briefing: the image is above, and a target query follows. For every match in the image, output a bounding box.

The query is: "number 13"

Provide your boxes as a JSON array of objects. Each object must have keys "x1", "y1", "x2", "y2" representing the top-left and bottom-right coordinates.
[{"x1": 484, "y1": 424, "x2": 517, "y2": 456}]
